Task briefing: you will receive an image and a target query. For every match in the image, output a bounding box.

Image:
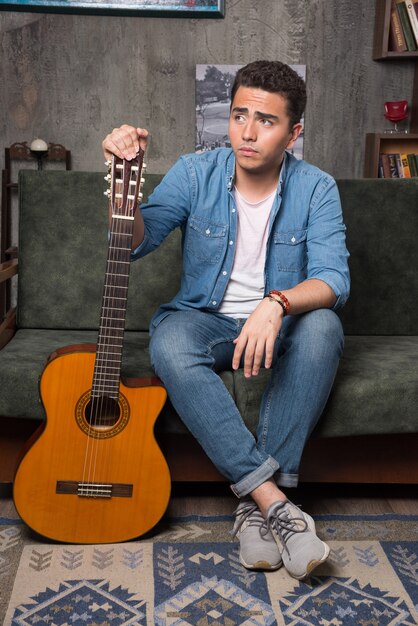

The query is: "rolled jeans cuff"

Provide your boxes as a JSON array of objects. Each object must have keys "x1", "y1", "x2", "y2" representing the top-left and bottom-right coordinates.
[
  {"x1": 275, "y1": 470, "x2": 299, "y2": 489},
  {"x1": 230, "y1": 456, "x2": 280, "y2": 498}
]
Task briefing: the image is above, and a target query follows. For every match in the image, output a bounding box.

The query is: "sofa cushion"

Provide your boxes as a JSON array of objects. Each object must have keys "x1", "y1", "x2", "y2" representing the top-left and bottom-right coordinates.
[
  {"x1": 0, "y1": 329, "x2": 234, "y2": 434},
  {"x1": 1, "y1": 330, "x2": 417, "y2": 439},
  {"x1": 232, "y1": 335, "x2": 418, "y2": 438}
]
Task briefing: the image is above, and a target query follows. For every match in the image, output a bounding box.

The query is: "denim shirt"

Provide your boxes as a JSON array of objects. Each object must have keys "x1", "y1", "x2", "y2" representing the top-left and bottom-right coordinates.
[{"x1": 132, "y1": 148, "x2": 350, "y2": 333}]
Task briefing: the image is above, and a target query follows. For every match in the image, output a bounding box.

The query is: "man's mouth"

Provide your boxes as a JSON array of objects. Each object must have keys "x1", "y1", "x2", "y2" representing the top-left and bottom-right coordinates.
[{"x1": 238, "y1": 145, "x2": 258, "y2": 156}]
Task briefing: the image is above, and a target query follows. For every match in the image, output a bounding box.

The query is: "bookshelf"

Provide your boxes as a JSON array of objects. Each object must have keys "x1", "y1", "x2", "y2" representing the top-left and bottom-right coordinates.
[
  {"x1": 365, "y1": 1, "x2": 418, "y2": 176},
  {"x1": 373, "y1": 0, "x2": 418, "y2": 59},
  {"x1": 364, "y1": 132, "x2": 418, "y2": 176}
]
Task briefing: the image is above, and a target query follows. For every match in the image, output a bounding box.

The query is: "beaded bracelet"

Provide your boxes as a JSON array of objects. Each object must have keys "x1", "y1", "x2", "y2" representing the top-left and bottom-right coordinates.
[
  {"x1": 268, "y1": 290, "x2": 290, "y2": 316},
  {"x1": 267, "y1": 295, "x2": 287, "y2": 316}
]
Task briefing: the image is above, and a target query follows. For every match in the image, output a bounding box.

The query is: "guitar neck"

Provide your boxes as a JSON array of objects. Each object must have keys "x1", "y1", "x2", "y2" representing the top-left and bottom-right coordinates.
[
  {"x1": 91, "y1": 151, "x2": 144, "y2": 400},
  {"x1": 92, "y1": 218, "x2": 134, "y2": 399}
]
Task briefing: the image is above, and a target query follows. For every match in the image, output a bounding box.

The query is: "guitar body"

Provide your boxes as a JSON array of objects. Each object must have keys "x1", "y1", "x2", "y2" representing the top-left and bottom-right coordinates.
[{"x1": 13, "y1": 345, "x2": 171, "y2": 544}]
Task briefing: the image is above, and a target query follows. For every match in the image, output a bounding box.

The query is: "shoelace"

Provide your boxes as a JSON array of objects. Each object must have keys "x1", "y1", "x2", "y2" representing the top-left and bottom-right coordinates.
[
  {"x1": 261, "y1": 505, "x2": 308, "y2": 559},
  {"x1": 231, "y1": 502, "x2": 266, "y2": 539}
]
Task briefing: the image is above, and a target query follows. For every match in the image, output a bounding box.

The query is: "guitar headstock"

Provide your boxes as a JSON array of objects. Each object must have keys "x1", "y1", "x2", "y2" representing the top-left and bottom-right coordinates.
[{"x1": 104, "y1": 149, "x2": 146, "y2": 219}]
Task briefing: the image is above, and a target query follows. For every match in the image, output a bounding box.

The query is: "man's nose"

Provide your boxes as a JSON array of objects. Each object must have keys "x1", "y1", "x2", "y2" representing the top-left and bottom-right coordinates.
[{"x1": 242, "y1": 119, "x2": 257, "y2": 142}]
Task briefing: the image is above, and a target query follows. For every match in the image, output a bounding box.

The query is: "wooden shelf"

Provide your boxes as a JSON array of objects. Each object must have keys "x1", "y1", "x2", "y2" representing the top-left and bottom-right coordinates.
[
  {"x1": 364, "y1": 132, "x2": 418, "y2": 176},
  {"x1": 373, "y1": 0, "x2": 418, "y2": 60}
]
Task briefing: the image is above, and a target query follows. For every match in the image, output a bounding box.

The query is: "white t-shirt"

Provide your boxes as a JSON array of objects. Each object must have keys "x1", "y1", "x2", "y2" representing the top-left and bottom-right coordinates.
[{"x1": 218, "y1": 187, "x2": 276, "y2": 318}]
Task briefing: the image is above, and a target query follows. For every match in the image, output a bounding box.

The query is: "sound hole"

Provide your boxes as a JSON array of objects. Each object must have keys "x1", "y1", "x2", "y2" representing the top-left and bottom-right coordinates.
[{"x1": 84, "y1": 396, "x2": 120, "y2": 431}]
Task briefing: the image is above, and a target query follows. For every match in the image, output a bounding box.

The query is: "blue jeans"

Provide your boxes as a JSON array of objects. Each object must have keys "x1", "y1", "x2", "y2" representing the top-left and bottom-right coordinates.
[{"x1": 149, "y1": 308, "x2": 344, "y2": 497}]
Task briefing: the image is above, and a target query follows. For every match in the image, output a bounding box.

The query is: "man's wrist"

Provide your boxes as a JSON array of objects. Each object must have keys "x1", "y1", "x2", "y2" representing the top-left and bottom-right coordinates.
[
  {"x1": 266, "y1": 290, "x2": 290, "y2": 316},
  {"x1": 266, "y1": 295, "x2": 286, "y2": 316}
]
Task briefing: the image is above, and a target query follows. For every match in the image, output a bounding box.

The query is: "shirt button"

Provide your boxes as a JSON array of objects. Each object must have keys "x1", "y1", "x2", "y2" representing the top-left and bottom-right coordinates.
[
  {"x1": 229, "y1": 240, "x2": 234, "y2": 245},
  {"x1": 222, "y1": 271, "x2": 227, "y2": 276},
  {"x1": 212, "y1": 300, "x2": 217, "y2": 305},
  {"x1": 206, "y1": 228, "x2": 211, "y2": 235},
  {"x1": 232, "y1": 208, "x2": 236, "y2": 213},
  {"x1": 291, "y1": 236, "x2": 296, "y2": 243}
]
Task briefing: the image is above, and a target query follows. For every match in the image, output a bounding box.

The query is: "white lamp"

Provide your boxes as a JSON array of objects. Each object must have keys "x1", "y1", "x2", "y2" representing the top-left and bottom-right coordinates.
[{"x1": 30, "y1": 138, "x2": 49, "y2": 170}]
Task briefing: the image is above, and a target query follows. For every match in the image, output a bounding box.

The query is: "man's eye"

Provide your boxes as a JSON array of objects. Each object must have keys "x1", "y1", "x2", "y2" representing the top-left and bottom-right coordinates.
[
  {"x1": 261, "y1": 119, "x2": 273, "y2": 126},
  {"x1": 234, "y1": 115, "x2": 245, "y2": 122}
]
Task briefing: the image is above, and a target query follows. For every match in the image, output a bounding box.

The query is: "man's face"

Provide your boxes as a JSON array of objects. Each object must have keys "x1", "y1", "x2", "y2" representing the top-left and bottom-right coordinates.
[{"x1": 228, "y1": 86, "x2": 302, "y2": 177}]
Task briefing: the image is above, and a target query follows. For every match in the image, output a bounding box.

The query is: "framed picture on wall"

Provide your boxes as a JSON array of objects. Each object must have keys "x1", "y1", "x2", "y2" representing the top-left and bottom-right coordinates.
[
  {"x1": 0, "y1": 0, "x2": 225, "y2": 17},
  {"x1": 196, "y1": 64, "x2": 306, "y2": 159}
]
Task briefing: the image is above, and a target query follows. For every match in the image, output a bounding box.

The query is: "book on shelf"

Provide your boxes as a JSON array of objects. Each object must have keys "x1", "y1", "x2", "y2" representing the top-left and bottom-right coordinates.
[
  {"x1": 394, "y1": 0, "x2": 418, "y2": 50},
  {"x1": 390, "y1": 0, "x2": 408, "y2": 50},
  {"x1": 407, "y1": 153, "x2": 418, "y2": 176},
  {"x1": 378, "y1": 152, "x2": 418, "y2": 177},
  {"x1": 401, "y1": 153, "x2": 412, "y2": 176},
  {"x1": 405, "y1": 1, "x2": 418, "y2": 45}
]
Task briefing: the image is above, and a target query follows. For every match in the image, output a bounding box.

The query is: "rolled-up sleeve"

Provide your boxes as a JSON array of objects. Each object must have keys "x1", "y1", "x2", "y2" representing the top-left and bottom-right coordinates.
[{"x1": 307, "y1": 176, "x2": 350, "y2": 310}]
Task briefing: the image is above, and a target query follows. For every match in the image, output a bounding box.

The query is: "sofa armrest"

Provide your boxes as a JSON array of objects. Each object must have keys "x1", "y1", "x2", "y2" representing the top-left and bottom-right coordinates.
[{"x1": 0, "y1": 259, "x2": 18, "y2": 284}]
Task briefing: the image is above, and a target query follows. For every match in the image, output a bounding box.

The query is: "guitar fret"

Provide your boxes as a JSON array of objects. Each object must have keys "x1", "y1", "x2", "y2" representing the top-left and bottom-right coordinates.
[
  {"x1": 103, "y1": 296, "x2": 128, "y2": 302},
  {"x1": 107, "y1": 260, "x2": 130, "y2": 265},
  {"x1": 92, "y1": 383, "x2": 119, "y2": 388},
  {"x1": 95, "y1": 360, "x2": 122, "y2": 366},
  {"x1": 101, "y1": 306, "x2": 126, "y2": 312},
  {"x1": 106, "y1": 270, "x2": 130, "y2": 276}
]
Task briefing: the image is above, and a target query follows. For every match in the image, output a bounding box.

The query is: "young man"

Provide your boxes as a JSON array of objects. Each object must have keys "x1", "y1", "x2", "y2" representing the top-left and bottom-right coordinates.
[{"x1": 102, "y1": 60, "x2": 350, "y2": 580}]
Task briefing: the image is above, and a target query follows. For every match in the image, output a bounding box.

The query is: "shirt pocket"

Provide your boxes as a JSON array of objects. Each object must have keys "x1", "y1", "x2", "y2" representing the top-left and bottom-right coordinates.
[
  {"x1": 186, "y1": 216, "x2": 227, "y2": 264},
  {"x1": 273, "y1": 228, "x2": 308, "y2": 272}
]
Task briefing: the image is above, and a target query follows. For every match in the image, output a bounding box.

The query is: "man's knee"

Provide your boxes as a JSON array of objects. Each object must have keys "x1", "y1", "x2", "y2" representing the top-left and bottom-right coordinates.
[{"x1": 284, "y1": 308, "x2": 344, "y2": 356}]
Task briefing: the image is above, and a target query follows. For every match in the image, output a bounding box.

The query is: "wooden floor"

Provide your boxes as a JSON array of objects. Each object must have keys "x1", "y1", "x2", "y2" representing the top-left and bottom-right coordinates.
[{"x1": 166, "y1": 482, "x2": 418, "y2": 517}]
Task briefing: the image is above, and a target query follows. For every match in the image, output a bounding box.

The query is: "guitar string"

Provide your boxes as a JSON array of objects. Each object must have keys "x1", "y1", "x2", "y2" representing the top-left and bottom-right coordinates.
[
  {"x1": 83, "y1": 157, "x2": 140, "y2": 495},
  {"x1": 79, "y1": 155, "x2": 121, "y2": 494},
  {"x1": 88, "y1": 156, "x2": 127, "y2": 493},
  {"x1": 90, "y1": 158, "x2": 127, "y2": 493}
]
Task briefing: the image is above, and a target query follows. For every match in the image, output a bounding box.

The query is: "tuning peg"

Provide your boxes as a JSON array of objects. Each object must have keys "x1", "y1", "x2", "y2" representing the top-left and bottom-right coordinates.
[
  {"x1": 104, "y1": 174, "x2": 111, "y2": 182},
  {"x1": 140, "y1": 177, "x2": 145, "y2": 184},
  {"x1": 138, "y1": 192, "x2": 143, "y2": 200},
  {"x1": 104, "y1": 160, "x2": 111, "y2": 167},
  {"x1": 104, "y1": 189, "x2": 111, "y2": 197},
  {"x1": 142, "y1": 162, "x2": 147, "y2": 170}
]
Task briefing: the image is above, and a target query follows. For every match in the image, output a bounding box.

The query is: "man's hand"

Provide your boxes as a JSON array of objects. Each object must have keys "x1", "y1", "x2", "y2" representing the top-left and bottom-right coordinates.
[
  {"x1": 232, "y1": 297, "x2": 284, "y2": 378},
  {"x1": 102, "y1": 124, "x2": 149, "y2": 161}
]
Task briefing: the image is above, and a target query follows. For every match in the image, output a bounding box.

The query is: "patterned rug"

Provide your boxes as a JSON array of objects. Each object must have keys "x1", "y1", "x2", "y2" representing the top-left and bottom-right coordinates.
[{"x1": 1, "y1": 505, "x2": 418, "y2": 625}]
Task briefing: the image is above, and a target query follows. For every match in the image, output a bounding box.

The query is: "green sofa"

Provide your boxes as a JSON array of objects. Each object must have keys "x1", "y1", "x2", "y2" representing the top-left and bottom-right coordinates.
[{"x1": 1, "y1": 170, "x2": 418, "y2": 484}]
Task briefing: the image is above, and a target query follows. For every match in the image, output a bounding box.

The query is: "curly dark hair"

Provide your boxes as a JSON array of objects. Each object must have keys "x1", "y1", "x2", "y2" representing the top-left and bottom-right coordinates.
[{"x1": 230, "y1": 60, "x2": 306, "y2": 129}]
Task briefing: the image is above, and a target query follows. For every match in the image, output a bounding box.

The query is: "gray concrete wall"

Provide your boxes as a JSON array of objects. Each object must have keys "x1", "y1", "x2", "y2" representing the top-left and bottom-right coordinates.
[{"x1": 0, "y1": 0, "x2": 416, "y2": 178}]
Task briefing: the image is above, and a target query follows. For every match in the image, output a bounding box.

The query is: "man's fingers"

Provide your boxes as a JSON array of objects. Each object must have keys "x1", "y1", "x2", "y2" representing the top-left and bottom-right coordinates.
[{"x1": 102, "y1": 125, "x2": 149, "y2": 162}]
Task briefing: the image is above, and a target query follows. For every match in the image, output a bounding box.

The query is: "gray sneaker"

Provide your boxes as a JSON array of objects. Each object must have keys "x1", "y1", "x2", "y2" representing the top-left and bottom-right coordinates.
[
  {"x1": 265, "y1": 500, "x2": 330, "y2": 579},
  {"x1": 232, "y1": 499, "x2": 282, "y2": 571}
]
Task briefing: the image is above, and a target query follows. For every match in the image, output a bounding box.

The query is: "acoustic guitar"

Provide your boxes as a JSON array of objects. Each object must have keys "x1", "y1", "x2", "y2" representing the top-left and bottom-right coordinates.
[{"x1": 13, "y1": 151, "x2": 171, "y2": 544}]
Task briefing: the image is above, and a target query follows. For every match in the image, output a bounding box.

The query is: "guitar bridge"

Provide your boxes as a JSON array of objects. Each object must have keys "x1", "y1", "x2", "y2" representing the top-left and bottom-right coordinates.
[{"x1": 56, "y1": 480, "x2": 133, "y2": 498}]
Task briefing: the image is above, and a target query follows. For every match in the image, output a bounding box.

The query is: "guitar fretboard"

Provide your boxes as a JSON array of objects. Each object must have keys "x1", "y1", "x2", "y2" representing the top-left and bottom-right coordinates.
[{"x1": 91, "y1": 218, "x2": 133, "y2": 399}]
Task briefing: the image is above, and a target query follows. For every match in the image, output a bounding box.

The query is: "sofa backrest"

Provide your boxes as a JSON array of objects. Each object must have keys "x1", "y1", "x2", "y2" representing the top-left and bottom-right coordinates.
[
  {"x1": 17, "y1": 170, "x2": 182, "y2": 331},
  {"x1": 17, "y1": 171, "x2": 418, "y2": 335},
  {"x1": 337, "y1": 178, "x2": 418, "y2": 335}
]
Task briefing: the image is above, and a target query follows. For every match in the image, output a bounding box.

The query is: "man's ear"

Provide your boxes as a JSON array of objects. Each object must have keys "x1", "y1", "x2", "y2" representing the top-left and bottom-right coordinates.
[{"x1": 287, "y1": 123, "x2": 303, "y2": 149}]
